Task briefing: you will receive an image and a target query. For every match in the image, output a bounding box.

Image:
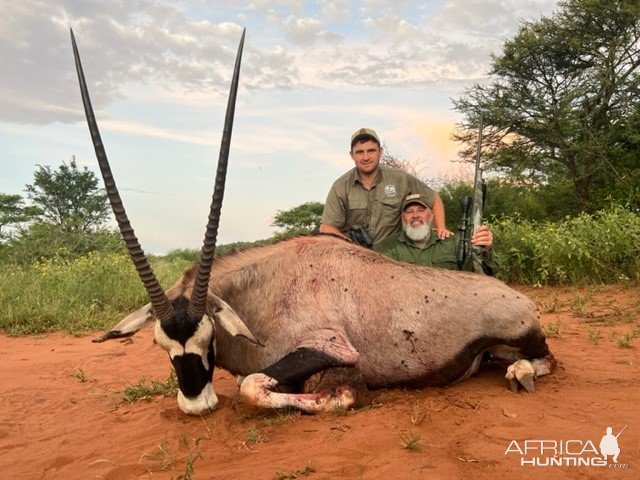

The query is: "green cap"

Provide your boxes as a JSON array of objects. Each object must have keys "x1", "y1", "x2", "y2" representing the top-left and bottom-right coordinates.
[
  {"x1": 402, "y1": 193, "x2": 430, "y2": 211},
  {"x1": 351, "y1": 127, "x2": 380, "y2": 146}
]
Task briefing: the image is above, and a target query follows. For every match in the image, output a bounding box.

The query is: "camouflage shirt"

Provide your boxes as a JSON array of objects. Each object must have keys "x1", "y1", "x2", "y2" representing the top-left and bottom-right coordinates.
[
  {"x1": 374, "y1": 229, "x2": 500, "y2": 275},
  {"x1": 320, "y1": 166, "x2": 437, "y2": 245}
]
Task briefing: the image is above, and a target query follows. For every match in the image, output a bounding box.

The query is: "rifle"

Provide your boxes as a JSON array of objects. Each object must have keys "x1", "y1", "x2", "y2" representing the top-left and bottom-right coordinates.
[
  {"x1": 456, "y1": 115, "x2": 486, "y2": 273},
  {"x1": 615, "y1": 425, "x2": 627, "y2": 438}
]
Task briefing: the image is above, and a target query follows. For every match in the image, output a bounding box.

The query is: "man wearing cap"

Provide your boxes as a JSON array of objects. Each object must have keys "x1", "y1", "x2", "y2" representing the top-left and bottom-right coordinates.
[
  {"x1": 374, "y1": 193, "x2": 499, "y2": 274},
  {"x1": 319, "y1": 128, "x2": 452, "y2": 246}
]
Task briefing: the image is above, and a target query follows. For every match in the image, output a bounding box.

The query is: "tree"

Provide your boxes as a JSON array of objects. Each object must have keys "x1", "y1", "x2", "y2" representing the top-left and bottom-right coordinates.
[
  {"x1": 4, "y1": 223, "x2": 124, "y2": 265},
  {"x1": 453, "y1": 0, "x2": 640, "y2": 213},
  {"x1": 438, "y1": 177, "x2": 576, "y2": 230},
  {"x1": 25, "y1": 157, "x2": 110, "y2": 233},
  {"x1": 591, "y1": 101, "x2": 640, "y2": 209},
  {"x1": 272, "y1": 202, "x2": 324, "y2": 236},
  {"x1": 0, "y1": 194, "x2": 40, "y2": 240},
  {"x1": 380, "y1": 143, "x2": 420, "y2": 178}
]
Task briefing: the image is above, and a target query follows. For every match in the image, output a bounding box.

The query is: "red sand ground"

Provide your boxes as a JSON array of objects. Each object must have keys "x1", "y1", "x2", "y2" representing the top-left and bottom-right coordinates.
[{"x1": 1, "y1": 284, "x2": 638, "y2": 480}]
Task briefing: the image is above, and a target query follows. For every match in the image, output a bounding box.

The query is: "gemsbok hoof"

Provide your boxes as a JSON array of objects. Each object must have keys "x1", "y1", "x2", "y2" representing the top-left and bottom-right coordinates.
[{"x1": 506, "y1": 359, "x2": 536, "y2": 393}]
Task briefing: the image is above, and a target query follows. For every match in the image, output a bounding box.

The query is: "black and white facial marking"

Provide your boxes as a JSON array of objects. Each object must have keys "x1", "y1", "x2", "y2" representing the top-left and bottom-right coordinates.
[{"x1": 153, "y1": 297, "x2": 218, "y2": 415}]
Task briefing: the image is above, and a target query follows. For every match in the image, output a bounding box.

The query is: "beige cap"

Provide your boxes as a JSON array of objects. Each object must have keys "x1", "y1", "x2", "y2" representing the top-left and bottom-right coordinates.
[
  {"x1": 402, "y1": 193, "x2": 430, "y2": 211},
  {"x1": 351, "y1": 127, "x2": 380, "y2": 146}
]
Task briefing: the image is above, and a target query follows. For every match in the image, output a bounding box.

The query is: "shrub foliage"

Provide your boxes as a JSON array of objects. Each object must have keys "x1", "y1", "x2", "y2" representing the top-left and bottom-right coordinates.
[
  {"x1": 492, "y1": 205, "x2": 640, "y2": 285},
  {"x1": 0, "y1": 252, "x2": 191, "y2": 335}
]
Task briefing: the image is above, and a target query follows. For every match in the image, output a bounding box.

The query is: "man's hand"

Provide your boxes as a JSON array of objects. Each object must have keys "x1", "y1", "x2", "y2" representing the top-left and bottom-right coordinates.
[
  {"x1": 436, "y1": 228, "x2": 454, "y2": 240},
  {"x1": 470, "y1": 225, "x2": 493, "y2": 250}
]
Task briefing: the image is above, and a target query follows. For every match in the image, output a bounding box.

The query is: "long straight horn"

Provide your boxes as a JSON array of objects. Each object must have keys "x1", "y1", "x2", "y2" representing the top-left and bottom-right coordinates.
[
  {"x1": 70, "y1": 28, "x2": 174, "y2": 322},
  {"x1": 188, "y1": 29, "x2": 245, "y2": 318}
]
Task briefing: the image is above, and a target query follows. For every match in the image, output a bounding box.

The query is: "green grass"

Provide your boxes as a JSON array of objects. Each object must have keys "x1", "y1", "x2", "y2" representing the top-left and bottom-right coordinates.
[
  {"x1": 123, "y1": 372, "x2": 179, "y2": 403},
  {"x1": 614, "y1": 333, "x2": 634, "y2": 348},
  {"x1": 0, "y1": 251, "x2": 191, "y2": 335},
  {"x1": 262, "y1": 409, "x2": 301, "y2": 426},
  {"x1": 139, "y1": 440, "x2": 176, "y2": 472},
  {"x1": 542, "y1": 322, "x2": 561, "y2": 338},
  {"x1": 399, "y1": 430, "x2": 422, "y2": 451},
  {"x1": 172, "y1": 436, "x2": 203, "y2": 480},
  {"x1": 586, "y1": 327, "x2": 602, "y2": 345},
  {"x1": 245, "y1": 425, "x2": 269, "y2": 445}
]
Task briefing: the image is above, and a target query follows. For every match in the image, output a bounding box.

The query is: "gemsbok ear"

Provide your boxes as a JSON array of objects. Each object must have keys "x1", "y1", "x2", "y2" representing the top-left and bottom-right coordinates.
[
  {"x1": 208, "y1": 296, "x2": 263, "y2": 346},
  {"x1": 92, "y1": 303, "x2": 154, "y2": 343}
]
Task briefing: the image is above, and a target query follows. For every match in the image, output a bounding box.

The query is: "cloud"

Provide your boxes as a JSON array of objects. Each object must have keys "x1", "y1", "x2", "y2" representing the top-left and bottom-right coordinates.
[
  {"x1": 284, "y1": 16, "x2": 323, "y2": 44},
  {"x1": 0, "y1": 1, "x2": 247, "y2": 125},
  {"x1": 282, "y1": 15, "x2": 342, "y2": 46},
  {"x1": 244, "y1": 44, "x2": 299, "y2": 90},
  {"x1": 1, "y1": 0, "x2": 560, "y2": 126},
  {"x1": 361, "y1": 15, "x2": 422, "y2": 43},
  {"x1": 432, "y1": 0, "x2": 558, "y2": 42},
  {"x1": 360, "y1": 0, "x2": 414, "y2": 17},
  {"x1": 318, "y1": 0, "x2": 350, "y2": 22}
]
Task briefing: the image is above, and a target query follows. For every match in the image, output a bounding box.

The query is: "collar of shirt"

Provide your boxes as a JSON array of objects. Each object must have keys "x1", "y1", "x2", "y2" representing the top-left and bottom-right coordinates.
[{"x1": 352, "y1": 166, "x2": 383, "y2": 188}]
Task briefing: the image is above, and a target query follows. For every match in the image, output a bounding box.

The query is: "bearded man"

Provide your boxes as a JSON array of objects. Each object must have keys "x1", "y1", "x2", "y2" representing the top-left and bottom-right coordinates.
[{"x1": 374, "y1": 194, "x2": 499, "y2": 275}]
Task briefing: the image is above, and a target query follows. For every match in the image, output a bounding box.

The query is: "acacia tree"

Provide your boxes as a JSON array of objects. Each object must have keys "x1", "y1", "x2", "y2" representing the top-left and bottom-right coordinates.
[
  {"x1": 272, "y1": 201, "x2": 324, "y2": 235},
  {"x1": 0, "y1": 194, "x2": 40, "y2": 240},
  {"x1": 25, "y1": 157, "x2": 110, "y2": 233},
  {"x1": 453, "y1": 0, "x2": 640, "y2": 212}
]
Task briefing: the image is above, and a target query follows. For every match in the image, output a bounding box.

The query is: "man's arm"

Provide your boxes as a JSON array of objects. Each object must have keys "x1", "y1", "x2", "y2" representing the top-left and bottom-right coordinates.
[
  {"x1": 320, "y1": 183, "x2": 350, "y2": 240},
  {"x1": 431, "y1": 195, "x2": 453, "y2": 239},
  {"x1": 319, "y1": 223, "x2": 350, "y2": 241}
]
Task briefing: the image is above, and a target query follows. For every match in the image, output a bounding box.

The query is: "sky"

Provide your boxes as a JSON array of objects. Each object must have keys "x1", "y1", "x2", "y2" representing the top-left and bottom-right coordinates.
[{"x1": 1, "y1": 0, "x2": 559, "y2": 253}]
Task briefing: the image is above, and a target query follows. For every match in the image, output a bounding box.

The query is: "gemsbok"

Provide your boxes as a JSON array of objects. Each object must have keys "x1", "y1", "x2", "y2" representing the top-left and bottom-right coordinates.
[{"x1": 71, "y1": 29, "x2": 555, "y2": 416}]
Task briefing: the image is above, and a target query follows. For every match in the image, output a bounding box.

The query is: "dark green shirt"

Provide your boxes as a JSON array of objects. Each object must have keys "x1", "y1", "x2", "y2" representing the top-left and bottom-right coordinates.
[
  {"x1": 374, "y1": 229, "x2": 500, "y2": 275},
  {"x1": 320, "y1": 166, "x2": 437, "y2": 245}
]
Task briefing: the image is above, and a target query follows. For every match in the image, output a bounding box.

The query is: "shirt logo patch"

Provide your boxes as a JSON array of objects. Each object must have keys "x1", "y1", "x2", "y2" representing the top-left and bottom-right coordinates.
[{"x1": 384, "y1": 184, "x2": 397, "y2": 197}]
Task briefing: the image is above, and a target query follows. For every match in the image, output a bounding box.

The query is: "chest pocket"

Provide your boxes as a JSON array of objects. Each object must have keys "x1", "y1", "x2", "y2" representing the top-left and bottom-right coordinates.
[
  {"x1": 346, "y1": 195, "x2": 368, "y2": 229},
  {"x1": 377, "y1": 197, "x2": 402, "y2": 227}
]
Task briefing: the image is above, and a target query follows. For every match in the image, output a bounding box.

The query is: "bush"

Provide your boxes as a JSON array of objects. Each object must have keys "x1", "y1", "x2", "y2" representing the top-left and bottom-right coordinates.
[
  {"x1": 0, "y1": 252, "x2": 191, "y2": 335},
  {"x1": 492, "y1": 205, "x2": 640, "y2": 285},
  {"x1": 2, "y1": 224, "x2": 125, "y2": 265},
  {"x1": 150, "y1": 248, "x2": 199, "y2": 263}
]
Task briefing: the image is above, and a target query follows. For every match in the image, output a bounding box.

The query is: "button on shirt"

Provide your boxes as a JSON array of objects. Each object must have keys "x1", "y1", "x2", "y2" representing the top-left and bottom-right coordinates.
[{"x1": 320, "y1": 166, "x2": 437, "y2": 245}]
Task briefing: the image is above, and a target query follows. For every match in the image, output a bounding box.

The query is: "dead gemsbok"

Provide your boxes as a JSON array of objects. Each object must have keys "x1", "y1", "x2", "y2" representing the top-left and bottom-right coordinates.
[{"x1": 71, "y1": 29, "x2": 556, "y2": 416}]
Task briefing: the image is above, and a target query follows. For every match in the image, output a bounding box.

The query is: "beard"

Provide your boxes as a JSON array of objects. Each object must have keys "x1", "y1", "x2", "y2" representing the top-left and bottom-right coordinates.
[{"x1": 403, "y1": 220, "x2": 432, "y2": 243}]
